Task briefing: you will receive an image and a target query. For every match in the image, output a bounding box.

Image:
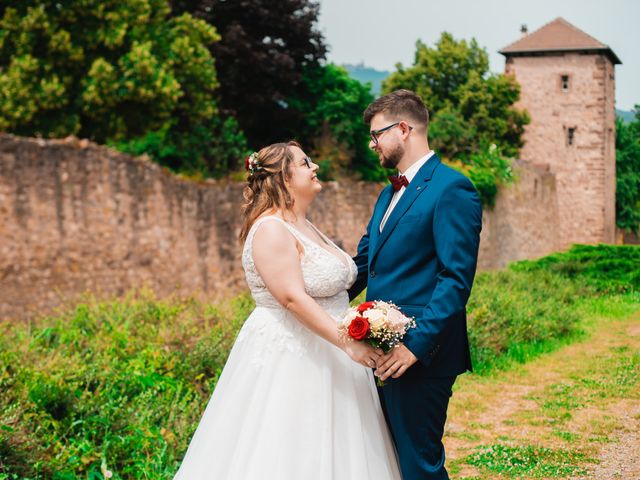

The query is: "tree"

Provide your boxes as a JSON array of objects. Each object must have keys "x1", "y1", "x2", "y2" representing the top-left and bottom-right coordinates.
[
  {"x1": 383, "y1": 33, "x2": 529, "y2": 159},
  {"x1": 616, "y1": 110, "x2": 640, "y2": 233},
  {"x1": 293, "y1": 64, "x2": 387, "y2": 181},
  {"x1": 170, "y1": 0, "x2": 327, "y2": 149},
  {"x1": 0, "y1": 0, "x2": 246, "y2": 176},
  {"x1": 382, "y1": 32, "x2": 530, "y2": 205}
]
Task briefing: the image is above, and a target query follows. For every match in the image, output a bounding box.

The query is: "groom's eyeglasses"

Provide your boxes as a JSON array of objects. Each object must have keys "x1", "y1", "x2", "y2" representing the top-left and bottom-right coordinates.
[{"x1": 370, "y1": 122, "x2": 413, "y2": 145}]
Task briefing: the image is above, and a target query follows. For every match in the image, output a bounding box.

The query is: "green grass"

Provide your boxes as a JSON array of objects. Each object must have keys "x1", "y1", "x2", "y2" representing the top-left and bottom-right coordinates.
[
  {"x1": 0, "y1": 245, "x2": 638, "y2": 478},
  {"x1": 465, "y1": 444, "x2": 592, "y2": 477},
  {"x1": 511, "y1": 244, "x2": 640, "y2": 294},
  {"x1": 0, "y1": 290, "x2": 254, "y2": 479},
  {"x1": 528, "y1": 346, "x2": 640, "y2": 427},
  {"x1": 467, "y1": 244, "x2": 640, "y2": 375}
]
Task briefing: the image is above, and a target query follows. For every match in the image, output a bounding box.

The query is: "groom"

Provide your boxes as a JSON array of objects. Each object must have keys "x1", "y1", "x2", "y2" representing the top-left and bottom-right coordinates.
[{"x1": 349, "y1": 89, "x2": 482, "y2": 480}]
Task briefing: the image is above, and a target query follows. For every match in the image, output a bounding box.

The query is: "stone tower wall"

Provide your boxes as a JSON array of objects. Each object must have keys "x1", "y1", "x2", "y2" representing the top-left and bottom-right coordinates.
[{"x1": 505, "y1": 52, "x2": 617, "y2": 247}]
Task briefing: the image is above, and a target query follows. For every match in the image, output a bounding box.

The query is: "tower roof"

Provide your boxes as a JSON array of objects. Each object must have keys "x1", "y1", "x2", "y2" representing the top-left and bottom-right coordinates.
[{"x1": 499, "y1": 17, "x2": 621, "y2": 64}]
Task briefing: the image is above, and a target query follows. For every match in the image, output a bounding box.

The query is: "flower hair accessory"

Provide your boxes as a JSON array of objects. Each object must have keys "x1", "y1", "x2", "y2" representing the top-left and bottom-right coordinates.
[{"x1": 244, "y1": 152, "x2": 262, "y2": 175}]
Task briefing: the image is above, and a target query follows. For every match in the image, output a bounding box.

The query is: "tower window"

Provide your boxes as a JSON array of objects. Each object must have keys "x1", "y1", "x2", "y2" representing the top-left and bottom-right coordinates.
[
  {"x1": 567, "y1": 127, "x2": 576, "y2": 145},
  {"x1": 561, "y1": 75, "x2": 570, "y2": 91}
]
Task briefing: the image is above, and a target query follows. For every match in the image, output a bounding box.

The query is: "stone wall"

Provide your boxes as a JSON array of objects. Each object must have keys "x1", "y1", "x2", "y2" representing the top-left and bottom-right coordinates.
[
  {"x1": 1, "y1": 134, "x2": 568, "y2": 321},
  {"x1": 0, "y1": 134, "x2": 385, "y2": 320},
  {"x1": 478, "y1": 161, "x2": 560, "y2": 269}
]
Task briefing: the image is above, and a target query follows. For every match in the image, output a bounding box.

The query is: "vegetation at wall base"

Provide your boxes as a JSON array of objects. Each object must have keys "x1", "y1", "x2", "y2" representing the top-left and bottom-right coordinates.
[{"x1": 0, "y1": 246, "x2": 637, "y2": 477}]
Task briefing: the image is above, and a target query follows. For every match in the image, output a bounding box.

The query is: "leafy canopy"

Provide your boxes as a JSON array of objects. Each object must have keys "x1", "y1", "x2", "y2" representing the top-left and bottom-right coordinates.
[
  {"x1": 294, "y1": 64, "x2": 387, "y2": 181},
  {"x1": 615, "y1": 108, "x2": 640, "y2": 233},
  {"x1": 170, "y1": 0, "x2": 327, "y2": 148},
  {"x1": 0, "y1": 0, "x2": 246, "y2": 176},
  {"x1": 383, "y1": 33, "x2": 530, "y2": 205}
]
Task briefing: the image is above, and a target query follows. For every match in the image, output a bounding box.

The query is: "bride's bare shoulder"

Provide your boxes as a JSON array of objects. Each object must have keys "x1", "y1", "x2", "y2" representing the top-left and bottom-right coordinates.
[{"x1": 252, "y1": 217, "x2": 295, "y2": 250}]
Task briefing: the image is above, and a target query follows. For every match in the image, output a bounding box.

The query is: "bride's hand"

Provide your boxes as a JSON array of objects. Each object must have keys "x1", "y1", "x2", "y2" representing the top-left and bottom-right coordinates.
[{"x1": 343, "y1": 341, "x2": 384, "y2": 368}]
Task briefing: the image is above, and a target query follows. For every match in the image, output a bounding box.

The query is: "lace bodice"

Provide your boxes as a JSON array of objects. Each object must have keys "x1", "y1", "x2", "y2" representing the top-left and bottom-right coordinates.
[{"x1": 242, "y1": 216, "x2": 357, "y2": 318}]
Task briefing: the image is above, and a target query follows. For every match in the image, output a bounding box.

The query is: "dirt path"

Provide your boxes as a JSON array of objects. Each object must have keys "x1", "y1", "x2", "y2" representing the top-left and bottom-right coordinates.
[{"x1": 444, "y1": 310, "x2": 640, "y2": 479}]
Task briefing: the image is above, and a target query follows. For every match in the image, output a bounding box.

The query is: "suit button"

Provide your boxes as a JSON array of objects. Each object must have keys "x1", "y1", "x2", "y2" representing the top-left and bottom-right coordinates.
[{"x1": 370, "y1": 271, "x2": 376, "y2": 278}]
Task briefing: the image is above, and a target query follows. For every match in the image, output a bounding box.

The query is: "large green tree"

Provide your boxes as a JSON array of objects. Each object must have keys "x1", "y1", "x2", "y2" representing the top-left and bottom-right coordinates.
[
  {"x1": 293, "y1": 64, "x2": 387, "y2": 181},
  {"x1": 383, "y1": 33, "x2": 529, "y2": 159},
  {"x1": 0, "y1": 0, "x2": 246, "y2": 175},
  {"x1": 616, "y1": 110, "x2": 640, "y2": 233},
  {"x1": 382, "y1": 33, "x2": 529, "y2": 205},
  {"x1": 170, "y1": 0, "x2": 327, "y2": 148}
]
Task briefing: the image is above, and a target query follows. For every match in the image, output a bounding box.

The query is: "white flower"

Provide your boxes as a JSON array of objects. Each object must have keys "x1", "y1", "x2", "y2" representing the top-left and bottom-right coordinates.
[
  {"x1": 338, "y1": 308, "x2": 357, "y2": 331},
  {"x1": 363, "y1": 308, "x2": 386, "y2": 331},
  {"x1": 375, "y1": 301, "x2": 393, "y2": 311},
  {"x1": 387, "y1": 308, "x2": 410, "y2": 333}
]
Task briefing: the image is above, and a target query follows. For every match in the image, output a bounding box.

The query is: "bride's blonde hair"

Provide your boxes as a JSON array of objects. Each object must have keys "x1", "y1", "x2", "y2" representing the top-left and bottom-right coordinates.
[{"x1": 239, "y1": 141, "x2": 301, "y2": 243}]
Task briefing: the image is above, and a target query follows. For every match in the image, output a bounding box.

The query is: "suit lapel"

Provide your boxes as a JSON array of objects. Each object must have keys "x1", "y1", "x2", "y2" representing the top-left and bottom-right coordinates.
[
  {"x1": 371, "y1": 155, "x2": 441, "y2": 263},
  {"x1": 369, "y1": 186, "x2": 393, "y2": 261}
]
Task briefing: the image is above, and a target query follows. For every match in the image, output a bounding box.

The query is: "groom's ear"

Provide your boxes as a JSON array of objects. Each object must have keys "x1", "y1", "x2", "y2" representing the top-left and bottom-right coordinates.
[{"x1": 399, "y1": 121, "x2": 412, "y2": 137}]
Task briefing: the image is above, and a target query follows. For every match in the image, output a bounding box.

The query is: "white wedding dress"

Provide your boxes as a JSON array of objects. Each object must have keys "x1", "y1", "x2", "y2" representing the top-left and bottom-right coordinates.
[{"x1": 174, "y1": 216, "x2": 401, "y2": 479}]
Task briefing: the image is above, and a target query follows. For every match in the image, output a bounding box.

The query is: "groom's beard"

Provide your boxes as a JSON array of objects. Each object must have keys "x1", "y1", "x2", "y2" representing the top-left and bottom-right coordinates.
[{"x1": 379, "y1": 144, "x2": 404, "y2": 169}]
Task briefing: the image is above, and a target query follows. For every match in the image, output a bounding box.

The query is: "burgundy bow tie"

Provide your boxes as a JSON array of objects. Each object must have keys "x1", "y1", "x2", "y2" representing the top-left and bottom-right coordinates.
[{"x1": 389, "y1": 175, "x2": 409, "y2": 191}]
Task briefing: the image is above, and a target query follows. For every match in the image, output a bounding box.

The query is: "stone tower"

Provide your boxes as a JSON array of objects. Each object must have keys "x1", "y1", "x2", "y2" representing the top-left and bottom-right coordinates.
[{"x1": 500, "y1": 18, "x2": 621, "y2": 248}]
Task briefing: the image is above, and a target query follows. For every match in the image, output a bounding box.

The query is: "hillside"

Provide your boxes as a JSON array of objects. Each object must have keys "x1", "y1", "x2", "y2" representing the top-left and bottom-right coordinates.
[
  {"x1": 342, "y1": 63, "x2": 390, "y2": 96},
  {"x1": 616, "y1": 108, "x2": 637, "y2": 123}
]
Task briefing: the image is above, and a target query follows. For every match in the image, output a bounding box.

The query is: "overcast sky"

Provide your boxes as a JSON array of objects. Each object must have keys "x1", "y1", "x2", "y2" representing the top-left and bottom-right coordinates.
[{"x1": 317, "y1": 0, "x2": 639, "y2": 111}]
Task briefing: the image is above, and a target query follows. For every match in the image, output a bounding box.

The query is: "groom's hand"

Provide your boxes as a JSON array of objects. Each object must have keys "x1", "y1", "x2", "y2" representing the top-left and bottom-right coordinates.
[{"x1": 375, "y1": 344, "x2": 418, "y2": 381}]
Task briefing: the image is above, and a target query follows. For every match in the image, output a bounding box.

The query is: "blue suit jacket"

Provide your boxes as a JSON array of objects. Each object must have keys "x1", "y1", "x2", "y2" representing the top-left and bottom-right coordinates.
[{"x1": 349, "y1": 154, "x2": 482, "y2": 377}]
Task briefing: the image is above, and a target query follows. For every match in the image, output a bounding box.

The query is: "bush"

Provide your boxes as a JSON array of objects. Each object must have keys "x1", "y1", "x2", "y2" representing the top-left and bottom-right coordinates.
[
  {"x1": 0, "y1": 291, "x2": 253, "y2": 479},
  {"x1": 511, "y1": 244, "x2": 640, "y2": 294},
  {"x1": 0, "y1": 1, "x2": 247, "y2": 177},
  {"x1": 467, "y1": 268, "x2": 586, "y2": 373}
]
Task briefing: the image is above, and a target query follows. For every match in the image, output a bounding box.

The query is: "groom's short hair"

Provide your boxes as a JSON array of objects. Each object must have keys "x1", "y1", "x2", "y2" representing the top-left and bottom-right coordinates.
[{"x1": 364, "y1": 89, "x2": 429, "y2": 131}]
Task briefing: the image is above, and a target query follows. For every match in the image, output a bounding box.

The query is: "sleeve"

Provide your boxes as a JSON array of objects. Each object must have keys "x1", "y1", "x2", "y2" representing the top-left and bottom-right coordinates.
[{"x1": 402, "y1": 177, "x2": 483, "y2": 365}]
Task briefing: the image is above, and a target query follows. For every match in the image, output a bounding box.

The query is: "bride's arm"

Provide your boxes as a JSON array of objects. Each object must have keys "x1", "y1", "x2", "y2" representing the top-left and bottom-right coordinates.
[{"x1": 252, "y1": 220, "x2": 382, "y2": 367}]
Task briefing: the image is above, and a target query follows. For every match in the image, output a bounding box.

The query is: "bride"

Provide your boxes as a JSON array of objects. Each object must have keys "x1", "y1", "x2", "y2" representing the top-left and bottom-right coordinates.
[{"x1": 173, "y1": 141, "x2": 401, "y2": 479}]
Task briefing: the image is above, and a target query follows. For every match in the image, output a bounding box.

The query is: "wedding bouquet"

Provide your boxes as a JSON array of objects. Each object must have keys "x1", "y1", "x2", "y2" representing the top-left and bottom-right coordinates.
[{"x1": 339, "y1": 300, "x2": 416, "y2": 352}]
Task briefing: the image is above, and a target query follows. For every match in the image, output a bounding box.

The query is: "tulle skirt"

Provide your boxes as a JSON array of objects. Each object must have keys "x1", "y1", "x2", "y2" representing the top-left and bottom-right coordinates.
[{"x1": 173, "y1": 306, "x2": 401, "y2": 479}]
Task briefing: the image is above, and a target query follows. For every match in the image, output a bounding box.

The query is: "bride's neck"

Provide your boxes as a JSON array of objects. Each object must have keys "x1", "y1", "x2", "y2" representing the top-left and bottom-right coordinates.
[{"x1": 281, "y1": 202, "x2": 309, "y2": 225}]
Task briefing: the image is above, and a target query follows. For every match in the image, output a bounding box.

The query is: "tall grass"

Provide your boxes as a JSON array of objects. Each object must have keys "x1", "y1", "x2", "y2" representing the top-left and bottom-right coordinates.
[
  {"x1": 0, "y1": 291, "x2": 254, "y2": 479},
  {"x1": 467, "y1": 244, "x2": 640, "y2": 373},
  {"x1": 0, "y1": 245, "x2": 638, "y2": 478}
]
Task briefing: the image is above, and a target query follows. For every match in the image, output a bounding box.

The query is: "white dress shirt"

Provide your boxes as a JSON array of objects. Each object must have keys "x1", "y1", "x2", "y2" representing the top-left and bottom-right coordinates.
[{"x1": 380, "y1": 151, "x2": 435, "y2": 232}]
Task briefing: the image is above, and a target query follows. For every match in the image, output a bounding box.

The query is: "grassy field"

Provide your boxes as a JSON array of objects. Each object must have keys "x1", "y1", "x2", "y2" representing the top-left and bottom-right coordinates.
[
  {"x1": 446, "y1": 296, "x2": 639, "y2": 479},
  {"x1": 0, "y1": 245, "x2": 638, "y2": 479}
]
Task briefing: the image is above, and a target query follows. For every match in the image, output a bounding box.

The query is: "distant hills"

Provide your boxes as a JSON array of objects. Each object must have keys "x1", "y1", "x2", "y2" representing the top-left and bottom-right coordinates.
[
  {"x1": 616, "y1": 109, "x2": 636, "y2": 123},
  {"x1": 342, "y1": 63, "x2": 390, "y2": 96}
]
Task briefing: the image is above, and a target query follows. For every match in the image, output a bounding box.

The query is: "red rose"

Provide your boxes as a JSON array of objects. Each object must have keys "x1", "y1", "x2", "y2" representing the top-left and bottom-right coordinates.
[
  {"x1": 357, "y1": 301, "x2": 375, "y2": 313},
  {"x1": 348, "y1": 316, "x2": 370, "y2": 340},
  {"x1": 244, "y1": 156, "x2": 250, "y2": 171}
]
